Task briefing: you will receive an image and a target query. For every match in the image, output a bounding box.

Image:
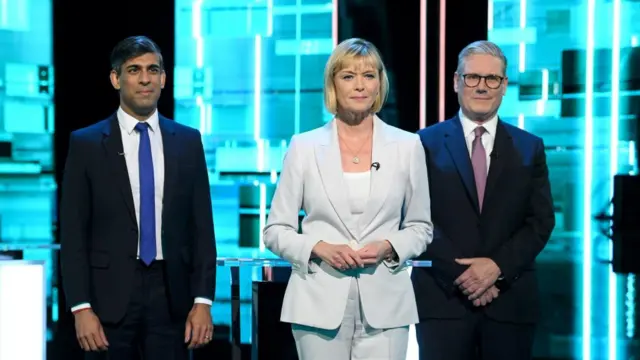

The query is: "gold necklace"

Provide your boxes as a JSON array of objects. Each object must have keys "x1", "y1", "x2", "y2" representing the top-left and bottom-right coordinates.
[{"x1": 338, "y1": 132, "x2": 371, "y2": 164}]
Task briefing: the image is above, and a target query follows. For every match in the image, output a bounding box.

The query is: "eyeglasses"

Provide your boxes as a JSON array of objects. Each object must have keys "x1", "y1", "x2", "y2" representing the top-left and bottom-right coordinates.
[{"x1": 461, "y1": 73, "x2": 505, "y2": 89}]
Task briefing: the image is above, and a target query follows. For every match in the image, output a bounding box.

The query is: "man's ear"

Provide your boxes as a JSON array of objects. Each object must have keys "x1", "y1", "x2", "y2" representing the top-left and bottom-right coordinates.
[{"x1": 110, "y1": 70, "x2": 120, "y2": 90}]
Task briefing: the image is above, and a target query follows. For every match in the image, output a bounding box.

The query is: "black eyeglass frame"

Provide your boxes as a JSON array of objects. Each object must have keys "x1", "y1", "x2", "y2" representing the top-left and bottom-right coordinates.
[{"x1": 460, "y1": 73, "x2": 506, "y2": 89}]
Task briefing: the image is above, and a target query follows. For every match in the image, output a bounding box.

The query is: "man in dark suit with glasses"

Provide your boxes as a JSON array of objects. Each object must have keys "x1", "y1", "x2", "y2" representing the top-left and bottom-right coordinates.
[{"x1": 412, "y1": 40, "x2": 555, "y2": 360}]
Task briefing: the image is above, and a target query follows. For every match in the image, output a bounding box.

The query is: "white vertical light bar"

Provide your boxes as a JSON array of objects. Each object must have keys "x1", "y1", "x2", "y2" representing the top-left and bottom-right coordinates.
[
  {"x1": 419, "y1": 0, "x2": 426, "y2": 129},
  {"x1": 267, "y1": 0, "x2": 273, "y2": 36},
  {"x1": 517, "y1": 113, "x2": 525, "y2": 129},
  {"x1": 632, "y1": 35, "x2": 638, "y2": 47},
  {"x1": 536, "y1": 68, "x2": 549, "y2": 116},
  {"x1": 0, "y1": 0, "x2": 7, "y2": 28},
  {"x1": 259, "y1": 183, "x2": 266, "y2": 250},
  {"x1": 332, "y1": 0, "x2": 338, "y2": 47},
  {"x1": 609, "y1": 1, "x2": 621, "y2": 358},
  {"x1": 196, "y1": 95, "x2": 206, "y2": 134},
  {"x1": 254, "y1": 34, "x2": 262, "y2": 142},
  {"x1": 626, "y1": 274, "x2": 636, "y2": 338},
  {"x1": 192, "y1": 0, "x2": 205, "y2": 134},
  {"x1": 438, "y1": 0, "x2": 446, "y2": 122},
  {"x1": 255, "y1": 33, "x2": 264, "y2": 173},
  {"x1": 487, "y1": 0, "x2": 493, "y2": 30},
  {"x1": 518, "y1": 0, "x2": 526, "y2": 73},
  {"x1": 294, "y1": 0, "x2": 302, "y2": 134},
  {"x1": 192, "y1": 0, "x2": 204, "y2": 68},
  {"x1": 0, "y1": 261, "x2": 46, "y2": 360},
  {"x1": 583, "y1": 0, "x2": 596, "y2": 358}
]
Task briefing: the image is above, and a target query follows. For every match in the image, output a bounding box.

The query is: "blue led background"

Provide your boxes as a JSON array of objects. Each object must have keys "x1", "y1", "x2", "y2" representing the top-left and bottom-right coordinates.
[
  {"x1": 489, "y1": 0, "x2": 640, "y2": 358},
  {"x1": 0, "y1": 0, "x2": 637, "y2": 358},
  {"x1": 174, "y1": 0, "x2": 336, "y2": 344},
  {"x1": 0, "y1": 0, "x2": 57, "y2": 339}
]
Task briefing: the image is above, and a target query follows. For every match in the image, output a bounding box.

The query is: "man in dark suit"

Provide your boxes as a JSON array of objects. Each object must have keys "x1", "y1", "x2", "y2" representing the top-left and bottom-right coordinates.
[
  {"x1": 60, "y1": 36, "x2": 217, "y2": 359},
  {"x1": 412, "y1": 40, "x2": 555, "y2": 360}
]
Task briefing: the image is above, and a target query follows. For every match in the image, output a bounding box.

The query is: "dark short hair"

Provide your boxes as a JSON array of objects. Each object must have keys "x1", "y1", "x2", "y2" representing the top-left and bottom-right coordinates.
[{"x1": 110, "y1": 36, "x2": 164, "y2": 75}]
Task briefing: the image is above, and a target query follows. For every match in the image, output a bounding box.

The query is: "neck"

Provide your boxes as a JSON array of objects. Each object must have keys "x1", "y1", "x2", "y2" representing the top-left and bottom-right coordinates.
[
  {"x1": 120, "y1": 103, "x2": 156, "y2": 122},
  {"x1": 336, "y1": 113, "x2": 374, "y2": 138},
  {"x1": 461, "y1": 108, "x2": 496, "y2": 125}
]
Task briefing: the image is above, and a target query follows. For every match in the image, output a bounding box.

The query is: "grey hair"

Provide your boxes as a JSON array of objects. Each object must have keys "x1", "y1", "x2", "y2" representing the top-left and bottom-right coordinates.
[{"x1": 456, "y1": 40, "x2": 507, "y2": 76}]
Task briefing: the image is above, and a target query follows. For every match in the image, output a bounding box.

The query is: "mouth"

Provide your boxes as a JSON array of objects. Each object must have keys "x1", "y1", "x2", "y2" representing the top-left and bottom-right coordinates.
[
  {"x1": 138, "y1": 90, "x2": 153, "y2": 95},
  {"x1": 350, "y1": 96, "x2": 368, "y2": 100}
]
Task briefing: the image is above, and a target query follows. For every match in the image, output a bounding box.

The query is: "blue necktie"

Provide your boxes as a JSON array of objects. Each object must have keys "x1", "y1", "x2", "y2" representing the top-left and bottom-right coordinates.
[{"x1": 135, "y1": 122, "x2": 156, "y2": 265}]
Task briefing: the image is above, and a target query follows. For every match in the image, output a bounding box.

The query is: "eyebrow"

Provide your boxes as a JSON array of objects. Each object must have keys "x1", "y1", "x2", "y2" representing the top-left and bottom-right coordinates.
[
  {"x1": 339, "y1": 69, "x2": 376, "y2": 74},
  {"x1": 126, "y1": 64, "x2": 161, "y2": 70}
]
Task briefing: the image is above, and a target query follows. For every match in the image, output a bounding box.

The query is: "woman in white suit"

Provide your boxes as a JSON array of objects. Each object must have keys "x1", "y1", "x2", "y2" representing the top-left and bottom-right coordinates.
[{"x1": 263, "y1": 38, "x2": 434, "y2": 359}]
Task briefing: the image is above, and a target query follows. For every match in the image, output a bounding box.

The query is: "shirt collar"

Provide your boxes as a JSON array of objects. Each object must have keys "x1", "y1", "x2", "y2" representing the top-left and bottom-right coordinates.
[
  {"x1": 117, "y1": 106, "x2": 159, "y2": 134},
  {"x1": 458, "y1": 109, "x2": 498, "y2": 138}
]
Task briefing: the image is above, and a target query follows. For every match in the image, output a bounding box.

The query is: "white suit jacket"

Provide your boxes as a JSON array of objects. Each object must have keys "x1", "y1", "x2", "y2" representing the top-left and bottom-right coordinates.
[{"x1": 263, "y1": 116, "x2": 434, "y2": 330}]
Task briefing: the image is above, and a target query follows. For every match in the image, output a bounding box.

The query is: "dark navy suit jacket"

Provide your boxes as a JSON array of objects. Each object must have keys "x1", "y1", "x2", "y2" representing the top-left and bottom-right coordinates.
[
  {"x1": 60, "y1": 113, "x2": 217, "y2": 324},
  {"x1": 412, "y1": 115, "x2": 555, "y2": 324}
]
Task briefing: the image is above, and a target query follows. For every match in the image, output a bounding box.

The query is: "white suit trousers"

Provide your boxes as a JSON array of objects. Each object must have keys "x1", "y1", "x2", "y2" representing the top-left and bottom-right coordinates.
[{"x1": 291, "y1": 278, "x2": 409, "y2": 360}]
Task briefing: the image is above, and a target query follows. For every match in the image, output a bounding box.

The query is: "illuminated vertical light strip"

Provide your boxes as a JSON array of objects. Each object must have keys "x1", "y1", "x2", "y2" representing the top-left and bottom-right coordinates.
[
  {"x1": 0, "y1": 0, "x2": 7, "y2": 28},
  {"x1": 517, "y1": 114, "x2": 525, "y2": 129},
  {"x1": 583, "y1": 0, "x2": 596, "y2": 358},
  {"x1": 609, "y1": 1, "x2": 621, "y2": 358},
  {"x1": 196, "y1": 96, "x2": 206, "y2": 134},
  {"x1": 206, "y1": 104, "x2": 213, "y2": 134},
  {"x1": 488, "y1": 0, "x2": 493, "y2": 30},
  {"x1": 626, "y1": 274, "x2": 636, "y2": 338},
  {"x1": 192, "y1": 0, "x2": 204, "y2": 68},
  {"x1": 259, "y1": 183, "x2": 266, "y2": 250},
  {"x1": 192, "y1": 0, "x2": 205, "y2": 134},
  {"x1": 267, "y1": 0, "x2": 273, "y2": 36},
  {"x1": 518, "y1": 0, "x2": 526, "y2": 73},
  {"x1": 632, "y1": 36, "x2": 638, "y2": 47},
  {"x1": 254, "y1": 33, "x2": 263, "y2": 162},
  {"x1": 332, "y1": 0, "x2": 338, "y2": 47},
  {"x1": 294, "y1": 0, "x2": 302, "y2": 134},
  {"x1": 536, "y1": 68, "x2": 549, "y2": 116},
  {"x1": 630, "y1": 141, "x2": 636, "y2": 171},
  {"x1": 419, "y1": 0, "x2": 426, "y2": 129},
  {"x1": 438, "y1": 0, "x2": 446, "y2": 122}
]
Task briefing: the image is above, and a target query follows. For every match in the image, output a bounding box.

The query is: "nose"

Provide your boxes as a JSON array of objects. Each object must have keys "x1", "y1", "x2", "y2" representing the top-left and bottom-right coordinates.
[
  {"x1": 354, "y1": 76, "x2": 365, "y2": 91},
  {"x1": 139, "y1": 70, "x2": 151, "y2": 84}
]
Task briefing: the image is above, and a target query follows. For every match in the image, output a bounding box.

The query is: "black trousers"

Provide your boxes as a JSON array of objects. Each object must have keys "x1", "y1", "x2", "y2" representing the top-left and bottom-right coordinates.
[
  {"x1": 86, "y1": 260, "x2": 189, "y2": 360},
  {"x1": 415, "y1": 311, "x2": 535, "y2": 360}
]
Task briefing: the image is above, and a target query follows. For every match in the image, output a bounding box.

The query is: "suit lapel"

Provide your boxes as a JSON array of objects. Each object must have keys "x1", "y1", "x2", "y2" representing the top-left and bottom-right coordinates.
[
  {"x1": 101, "y1": 114, "x2": 137, "y2": 224},
  {"x1": 444, "y1": 116, "x2": 480, "y2": 212},
  {"x1": 483, "y1": 121, "x2": 512, "y2": 207},
  {"x1": 159, "y1": 116, "x2": 178, "y2": 217},
  {"x1": 358, "y1": 116, "x2": 395, "y2": 232},
  {"x1": 315, "y1": 121, "x2": 358, "y2": 239}
]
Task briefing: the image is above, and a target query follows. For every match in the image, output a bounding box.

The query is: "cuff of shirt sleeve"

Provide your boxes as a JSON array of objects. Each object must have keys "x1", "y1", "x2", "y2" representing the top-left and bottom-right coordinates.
[
  {"x1": 71, "y1": 303, "x2": 92, "y2": 313},
  {"x1": 194, "y1": 297, "x2": 213, "y2": 306}
]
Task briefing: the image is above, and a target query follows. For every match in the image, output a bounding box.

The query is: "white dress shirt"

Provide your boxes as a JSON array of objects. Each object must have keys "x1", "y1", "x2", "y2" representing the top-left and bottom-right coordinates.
[
  {"x1": 71, "y1": 107, "x2": 211, "y2": 313},
  {"x1": 459, "y1": 110, "x2": 498, "y2": 174}
]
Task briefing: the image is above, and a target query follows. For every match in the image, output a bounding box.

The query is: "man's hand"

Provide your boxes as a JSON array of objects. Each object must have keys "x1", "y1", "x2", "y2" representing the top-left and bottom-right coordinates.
[
  {"x1": 472, "y1": 285, "x2": 500, "y2": 307},
  {"x1": 184, "y1": 303, "x2": 214, "y2": 349},
  {"x1": 356, "y1": 240, "x2": 395, "y2": 265},
  {"x1": 312, "y1": 241, "x2": 364, "y2": 270},
  {"x1": 453, "y1": 257, "x2": 501, "y2": 300},
  {"x1": 74, "y1": 309, "x2": 109, "y2": 352}
]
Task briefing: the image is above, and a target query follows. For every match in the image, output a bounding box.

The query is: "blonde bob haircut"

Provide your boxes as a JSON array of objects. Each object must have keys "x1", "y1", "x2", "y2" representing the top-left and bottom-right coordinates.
[{"x1": 323, "y1": 38, "x2": 390, "y2": 115}]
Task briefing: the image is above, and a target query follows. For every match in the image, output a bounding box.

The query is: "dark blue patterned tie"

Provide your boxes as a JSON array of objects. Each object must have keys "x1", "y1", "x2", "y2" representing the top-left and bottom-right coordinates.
[{"x1": 135, "y1": 122, "x2": 156, "y2": 265}]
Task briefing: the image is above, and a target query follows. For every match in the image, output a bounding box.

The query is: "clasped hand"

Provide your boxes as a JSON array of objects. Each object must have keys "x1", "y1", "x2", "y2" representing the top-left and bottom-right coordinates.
[
  {"x1": 312, "y1": 240, "x2": 393, "y2": 270},
  {"x1": 453, "y1": 257, "x2": 501, "y2": 306}
]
